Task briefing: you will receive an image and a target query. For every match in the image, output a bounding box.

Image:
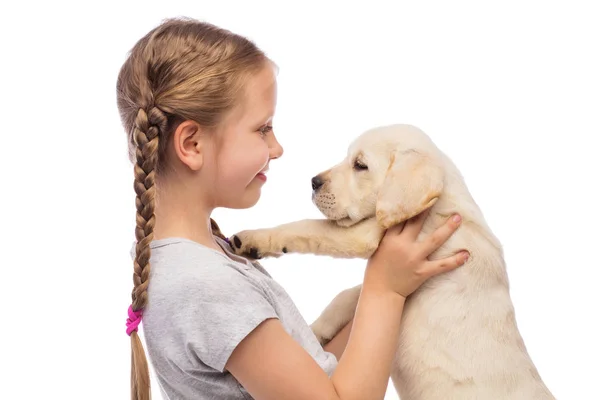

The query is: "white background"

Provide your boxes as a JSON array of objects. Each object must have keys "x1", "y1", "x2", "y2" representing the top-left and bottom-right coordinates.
[{"x1": 1, "y1": 1, "x2": 598, "y2": 399}]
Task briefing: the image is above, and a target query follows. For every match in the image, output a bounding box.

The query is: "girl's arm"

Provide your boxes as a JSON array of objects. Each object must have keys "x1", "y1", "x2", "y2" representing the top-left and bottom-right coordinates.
[
  {"x1": 225, "y1": 282, "x2": 405, "y2": 400},
  {"x1": 323, "y1": 319, "x2": 353, "y2": 361}
]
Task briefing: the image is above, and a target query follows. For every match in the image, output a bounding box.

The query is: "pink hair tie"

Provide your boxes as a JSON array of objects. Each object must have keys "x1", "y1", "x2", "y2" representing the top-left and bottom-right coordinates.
[{"x1": 126, "y1": 305, "x2": 143, "y2": 336}]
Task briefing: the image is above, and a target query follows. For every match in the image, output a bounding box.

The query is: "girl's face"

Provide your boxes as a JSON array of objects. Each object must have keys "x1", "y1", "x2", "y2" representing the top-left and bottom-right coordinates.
[{"x1": 204, "y1": 64, "x2": 284, "y2": 209}]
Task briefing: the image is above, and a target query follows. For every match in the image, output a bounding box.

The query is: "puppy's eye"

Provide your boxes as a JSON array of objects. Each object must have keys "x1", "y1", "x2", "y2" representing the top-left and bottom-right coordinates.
[{"x1": 353, "y1": 160, "x2": 368, "y2": 171}]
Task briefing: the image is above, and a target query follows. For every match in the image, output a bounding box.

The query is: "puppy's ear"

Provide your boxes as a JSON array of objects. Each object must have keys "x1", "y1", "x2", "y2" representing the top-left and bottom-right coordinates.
[{"x1": 376, "y1": 150, "x2": 444, "y2": 229}]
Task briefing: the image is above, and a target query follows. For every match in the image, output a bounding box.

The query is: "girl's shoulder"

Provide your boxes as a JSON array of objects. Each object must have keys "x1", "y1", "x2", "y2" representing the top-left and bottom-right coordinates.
[{"x1": 135, "y1": 237, "x2": 268, "y2": 296}]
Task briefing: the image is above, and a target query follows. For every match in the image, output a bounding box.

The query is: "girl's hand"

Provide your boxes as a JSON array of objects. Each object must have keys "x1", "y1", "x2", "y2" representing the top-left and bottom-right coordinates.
[{"x1": 365, "y1": 211, "x2": 468, "y2": 298}]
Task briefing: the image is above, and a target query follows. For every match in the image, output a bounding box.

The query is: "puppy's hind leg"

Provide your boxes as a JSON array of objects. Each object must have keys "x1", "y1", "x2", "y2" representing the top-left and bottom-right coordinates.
[{"x1": 311, "y1": 284, "x2": 362, "y2": 345}]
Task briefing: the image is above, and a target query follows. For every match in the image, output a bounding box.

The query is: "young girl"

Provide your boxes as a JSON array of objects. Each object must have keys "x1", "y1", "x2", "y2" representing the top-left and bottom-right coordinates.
[{"x1": 117, "y1": 17, "x2": 467, "y2": 400}]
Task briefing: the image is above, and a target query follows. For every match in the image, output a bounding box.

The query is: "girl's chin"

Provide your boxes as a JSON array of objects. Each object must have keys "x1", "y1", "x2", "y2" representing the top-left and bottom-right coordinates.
[{"x1": 225, "y1": 186, "x2": 263, "y2": 210}]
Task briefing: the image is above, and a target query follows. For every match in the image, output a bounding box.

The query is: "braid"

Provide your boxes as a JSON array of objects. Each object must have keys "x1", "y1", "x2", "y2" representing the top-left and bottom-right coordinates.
[
  {"x1": 132, "y1": 107, "x2": 165, "y2": 309},
  {"x1": 130, "y1": 106, "x2": 167, "y2": 400},
  {"x1": 210, "y1": 218, "x2": 227, "y2": 241}
]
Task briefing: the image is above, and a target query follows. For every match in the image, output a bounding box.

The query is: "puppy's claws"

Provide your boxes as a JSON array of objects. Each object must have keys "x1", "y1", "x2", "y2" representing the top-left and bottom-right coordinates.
[
  {"x1": 247, "y1": 247, "x2": 262, "y2": 259},
  {"x1": 228, "y1": 230, "x2": 283, "y2": 260}
]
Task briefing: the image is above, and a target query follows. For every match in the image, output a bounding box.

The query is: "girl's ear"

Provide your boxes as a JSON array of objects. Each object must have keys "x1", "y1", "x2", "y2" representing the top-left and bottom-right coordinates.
[{"x1": 172, "y1": 120, "x2": 205, "y2": 171}]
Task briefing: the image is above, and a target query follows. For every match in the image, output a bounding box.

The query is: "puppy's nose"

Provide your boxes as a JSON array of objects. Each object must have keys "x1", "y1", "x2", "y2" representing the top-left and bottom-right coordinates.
[{"x1": 311, "y1": 175, "x2": 324, "y2": 191}]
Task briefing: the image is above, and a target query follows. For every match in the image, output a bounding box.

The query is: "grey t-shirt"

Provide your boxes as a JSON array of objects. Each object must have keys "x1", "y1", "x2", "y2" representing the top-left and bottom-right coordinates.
[{"x1": 133, "y1": 236, "x2": 337, "y2": 400}]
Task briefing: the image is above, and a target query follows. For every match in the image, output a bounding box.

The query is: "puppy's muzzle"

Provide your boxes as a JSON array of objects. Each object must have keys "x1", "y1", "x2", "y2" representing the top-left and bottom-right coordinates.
[{"x1": 312, "y1": 175, "x2": 324, "y2": 191}]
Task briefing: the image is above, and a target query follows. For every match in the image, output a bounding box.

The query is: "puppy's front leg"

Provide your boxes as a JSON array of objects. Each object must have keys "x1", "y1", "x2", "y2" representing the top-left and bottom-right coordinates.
[{"x1": 229, "y1": 218, "x2": 383, "y2": 259}]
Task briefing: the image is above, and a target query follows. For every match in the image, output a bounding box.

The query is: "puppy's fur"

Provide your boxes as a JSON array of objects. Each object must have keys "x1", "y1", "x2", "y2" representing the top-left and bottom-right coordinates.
[{"x1": 230, "y1": 124, "x2": 555, "y2": 399}]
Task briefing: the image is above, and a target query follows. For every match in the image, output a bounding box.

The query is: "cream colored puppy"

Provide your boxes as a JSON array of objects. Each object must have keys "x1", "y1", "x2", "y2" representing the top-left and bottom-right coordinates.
[{"x1": 229, "y1": 124, "x2": 555, "y2": 400}]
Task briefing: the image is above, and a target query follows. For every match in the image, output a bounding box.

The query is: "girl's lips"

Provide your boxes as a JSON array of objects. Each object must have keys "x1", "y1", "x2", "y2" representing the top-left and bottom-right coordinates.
[{"x1": 256, "y1": 172, "x2": 267, "y2": 182}]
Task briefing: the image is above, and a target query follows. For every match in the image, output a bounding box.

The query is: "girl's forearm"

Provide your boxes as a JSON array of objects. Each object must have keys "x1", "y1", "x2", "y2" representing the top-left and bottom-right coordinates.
[
  {"x1": 323, "y1": 319, "x2": 354, "y2": 361},
  {"x1": 330, "y1": 280, "x2": 405, "y2": 400}
]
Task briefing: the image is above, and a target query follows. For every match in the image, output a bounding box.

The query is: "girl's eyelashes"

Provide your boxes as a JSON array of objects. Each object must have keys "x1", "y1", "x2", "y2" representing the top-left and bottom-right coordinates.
[{"x1": 258, "y1": 124, "x2": 273, "y2": 136}]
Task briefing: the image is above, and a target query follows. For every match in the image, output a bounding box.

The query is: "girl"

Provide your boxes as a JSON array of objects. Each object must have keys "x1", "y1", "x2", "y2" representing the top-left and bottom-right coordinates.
[{"x1": 117, "y1": 17, "x2": 467, "y2": 400}]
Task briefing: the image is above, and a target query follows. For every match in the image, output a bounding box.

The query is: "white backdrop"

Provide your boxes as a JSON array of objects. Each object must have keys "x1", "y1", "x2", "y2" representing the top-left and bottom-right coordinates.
[{"x1": 1, "y1": 1, "x2": 598, "y2": 399}]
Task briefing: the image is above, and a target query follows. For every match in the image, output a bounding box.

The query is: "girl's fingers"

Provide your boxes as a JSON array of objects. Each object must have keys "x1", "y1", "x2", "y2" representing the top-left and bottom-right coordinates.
[
  {"x1": 426, "y1": 250, "x2": 469, "y2": 277},
  {"x1": 421, "y1": 214, "x2": 462, "y2": 256},
  {"x1": 386, "y1": 220, "x2": 406, "y2": 236},
  {"x1": 402, "y1": 208, "x2": 431, "y2": 239}
]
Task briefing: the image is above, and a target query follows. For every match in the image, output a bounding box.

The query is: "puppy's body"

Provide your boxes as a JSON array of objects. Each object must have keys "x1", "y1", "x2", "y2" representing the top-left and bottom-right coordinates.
[{"x1": 231, "y1": 124, "x2": 555, "y2": 399}]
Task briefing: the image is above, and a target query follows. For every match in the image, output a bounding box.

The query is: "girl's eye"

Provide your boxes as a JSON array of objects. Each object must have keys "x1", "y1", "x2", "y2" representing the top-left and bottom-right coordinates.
[{"x1": 259, "y1": 125, "x2": 273, "y2": 136}]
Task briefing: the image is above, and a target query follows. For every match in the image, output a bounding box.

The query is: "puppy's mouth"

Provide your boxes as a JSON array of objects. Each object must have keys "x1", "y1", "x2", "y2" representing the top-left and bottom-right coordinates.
[
  {"x1": 312, "y1": 192, "x2": 374, "y2": 227},
  {"x1": 312, "y1": 191, "x2": 348, "y2": 221}
]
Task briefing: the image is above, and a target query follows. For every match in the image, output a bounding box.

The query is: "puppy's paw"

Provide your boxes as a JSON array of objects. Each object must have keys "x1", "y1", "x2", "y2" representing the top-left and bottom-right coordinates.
[
  {"x1": 310, "y1": 317, "x2": 340, "y2": 346},
  {"x1": 228, "y1": 229, "x2": 283, "y2": 260}
]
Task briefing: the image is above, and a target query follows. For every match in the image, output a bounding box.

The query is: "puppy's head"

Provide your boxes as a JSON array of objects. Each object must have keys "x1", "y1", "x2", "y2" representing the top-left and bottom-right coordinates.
[{"x1": 312, "y1": 124, "x2": 445, "y2": 229}]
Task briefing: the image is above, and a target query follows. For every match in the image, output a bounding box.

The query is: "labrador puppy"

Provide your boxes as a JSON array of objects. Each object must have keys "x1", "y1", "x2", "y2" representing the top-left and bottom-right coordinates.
[{"x1": 229, "y1": 124, "x2": 556, "y2": 400}]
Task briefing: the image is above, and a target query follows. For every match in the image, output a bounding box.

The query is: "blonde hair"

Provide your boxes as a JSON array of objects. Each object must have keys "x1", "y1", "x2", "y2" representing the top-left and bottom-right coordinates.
[{"x1": 116, "y1": 17, "x2": 269, "y2": 400}]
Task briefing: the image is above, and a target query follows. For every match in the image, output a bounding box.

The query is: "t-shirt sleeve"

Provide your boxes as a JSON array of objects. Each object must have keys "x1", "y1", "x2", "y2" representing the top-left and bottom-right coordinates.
[{"x1": 181, "y1": 263, "x2": 279, "y2": 372}]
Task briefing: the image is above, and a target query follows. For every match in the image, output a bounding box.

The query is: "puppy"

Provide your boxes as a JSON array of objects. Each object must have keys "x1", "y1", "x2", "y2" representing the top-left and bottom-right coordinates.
[{"x1": 229, "y1": 124, "x2": 556, "y2": 400}]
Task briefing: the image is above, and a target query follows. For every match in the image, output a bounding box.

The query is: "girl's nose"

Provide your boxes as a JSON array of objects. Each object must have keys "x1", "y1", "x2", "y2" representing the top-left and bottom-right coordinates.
[{"x1": 269, "y1": 135, "x2": 284, "y2": 159}]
